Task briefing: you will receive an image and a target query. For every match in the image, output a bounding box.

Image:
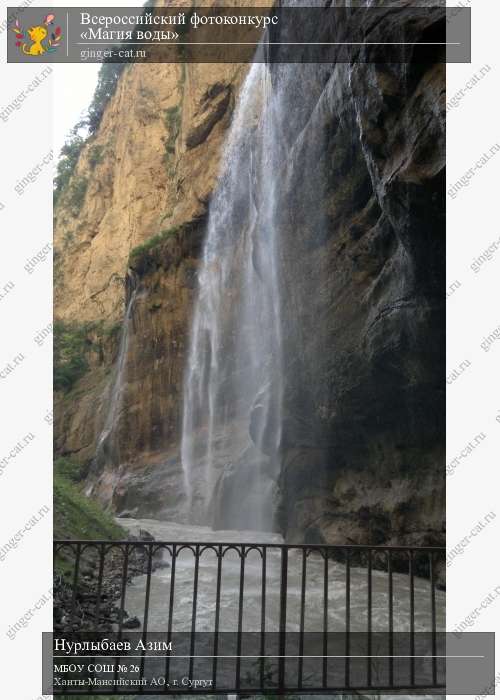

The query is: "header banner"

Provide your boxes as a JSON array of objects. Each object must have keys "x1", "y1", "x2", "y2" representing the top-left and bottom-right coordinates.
[{"x1": 6, "y1": 6, "x2": 471, "y2": 63}]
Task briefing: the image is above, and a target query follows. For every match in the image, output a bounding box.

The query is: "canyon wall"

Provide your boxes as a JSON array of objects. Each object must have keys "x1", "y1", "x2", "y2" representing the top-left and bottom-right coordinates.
[
  {"x1": 55, "y1": 4, "x2": 445, "y2": 547},
  {"x1": 275, "y1": 58, "x2": 446, "y2": 547},
  {"x1": 54, "y1": 51, "x2": 246, "y2": 489}
]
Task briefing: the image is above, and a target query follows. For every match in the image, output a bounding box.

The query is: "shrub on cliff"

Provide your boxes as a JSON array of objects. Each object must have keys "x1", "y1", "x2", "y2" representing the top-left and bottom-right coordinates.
[
  {"x1": 54, "y1": 320, "x2": 123, "y2": 393},
  {"x1": 128, "y1": 226, "x2": 179, "y2": 266},
  {"x1": 54, "y1": 321, "x2": 92, "y2": 392},
  {"x1": 53, "y1": 129, "x2": 85, "y2": 205},
  {"x1": 163, "y1": 105, "x2": 181, "y2": 173},
  {"x1": 86, "y1": 62, "x2": 126, "y2": 134},
  {"x1": 66, "y1": 175, "x2": 88, "y2": 215},
  {"x1": 87, "y1": 144, "x2": 105, "y2": 169}
]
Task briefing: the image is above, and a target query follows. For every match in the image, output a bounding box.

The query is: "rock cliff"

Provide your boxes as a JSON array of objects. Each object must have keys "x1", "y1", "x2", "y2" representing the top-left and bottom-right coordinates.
[
  {"x1": 54, "y1": 52, "x2": 246, "y2": 480},
  {"x1": 55, "y1": 3, "x2": 445, "y2": 548}
]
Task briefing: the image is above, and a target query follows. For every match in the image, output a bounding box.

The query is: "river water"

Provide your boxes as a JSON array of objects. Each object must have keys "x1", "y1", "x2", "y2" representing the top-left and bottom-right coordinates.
[
  {"x1": 117, "y1": 518, "x2": 443, "y2": 697},
  {"x1": 119, "y1": 518, "x2": 444, "y2": 636}
]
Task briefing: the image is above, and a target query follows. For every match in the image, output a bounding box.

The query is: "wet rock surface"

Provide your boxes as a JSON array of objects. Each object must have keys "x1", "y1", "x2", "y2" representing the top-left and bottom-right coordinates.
[{"x1": 275, "y1": 56, "x2": 445, "y2": 547}]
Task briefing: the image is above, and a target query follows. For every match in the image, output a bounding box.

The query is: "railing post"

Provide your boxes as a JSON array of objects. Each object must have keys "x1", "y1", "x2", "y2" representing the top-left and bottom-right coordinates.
[
  {"x1": 260, "y1": 546, "x2": 267, "y2": 690},
  {"x1": 93, "y1": 543, "x2": 105, "y2": 633},
  {"x1": 165, "y1": 544, "x2": 176, "y2": 685},
  {"x1": 236, "y1": 545, "x2": 246, "y2": 691},
  {"x1": 113, "y1": 543, "x2": 129, "y2": 692},
  {"x1": 345, "y1": 548, "x2": 351, "y2": 688},
  {"x1": 139, "y1": 542, "x2": 154, "y2": 684},
  {"x1": 367, "y1": 549, "x2": 372, "y2": 688},
  {"x1": 430, "y1": 552, "x2": 437, "y2": 686},
  {"x1": 212, "y1": 544, "x2": 222, "y2": 688},
  {"x1": 189, "y1": 544, "x2": 200, "y2": 680},
  {"x1": 69, "y1": 543, "x2": 81, "y2": 635},
  {"x1": 409, "y1": 550, "x2": 415, "y2": 687},
  {"x1": 323, "y1": 549, "x2": 329, "y2": 687},
  {"x1": 278, "y1": 546, "x2": 288, "y2": 692},
  {"x1": 298, "y1": 548, "x2": 307, "y2": 689},
  {"x1": 388, "y1": 549, "x2": 394, "y2": 687}
]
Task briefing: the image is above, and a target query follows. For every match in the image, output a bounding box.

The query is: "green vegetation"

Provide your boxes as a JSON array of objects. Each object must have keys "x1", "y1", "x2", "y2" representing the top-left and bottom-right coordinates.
[
  {"x1": 100, "y1": 319, "x2": 122, "y2": 340},
  {"x1": 54, "y1": 319, "x2": 123, "y2": 393},
  {"x1": 54, "y1": 455, "x2": 125, "y2": 573},
  {"x1": 86, "y1": 62, "x2": 126, "y2": 134},
  {"x1": 164, "y1": 105, "x2": 181, "y2": 141},
  {"x1": 163, "y1": 105, "x2": 181, "y2": 172},
  {"x1": 54, "y1": 457, "x2": 125, "y2": 576},
  {"x1": 66, "y1": 175, "x2": 88, "y2": 214},
  {"x1": 63, "y1": 229, "x2": 74, "y2": 247},
  {"x1": 87, "y1": 144, "x2": 105, "y2": 169},
  {"x1": 54, "y1": 455, "x2": 83, "y2": 483},
  {"x1": 54, "y1": 321, "x2": 92, "y2": 393},
  {"x1": 53, "y1": 62, "x2": 124, "y2": 206},
  {"x1": 54, "y1": 459, "x2": 125, "y2": 541},
  {"x1": 129, "y1": 225, "x2": 179, "y2": 264},
  {"x1": 53, "y1": 128, "x2": 86, "y2": 205}
]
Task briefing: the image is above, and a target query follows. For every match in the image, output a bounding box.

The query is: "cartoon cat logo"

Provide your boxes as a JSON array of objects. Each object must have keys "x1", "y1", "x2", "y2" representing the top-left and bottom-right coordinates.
[{"x1": 11, "y1": 14, "x2": 62, "y2": 56}]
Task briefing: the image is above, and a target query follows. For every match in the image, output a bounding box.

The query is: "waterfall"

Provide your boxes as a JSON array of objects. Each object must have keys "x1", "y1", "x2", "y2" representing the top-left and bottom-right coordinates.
[
  {"x1": 87, "y1": 275, "x2": 138, "y2": 496},
  {"x1": 181, "y1": 60, "x2": 286, "y2": 532}
]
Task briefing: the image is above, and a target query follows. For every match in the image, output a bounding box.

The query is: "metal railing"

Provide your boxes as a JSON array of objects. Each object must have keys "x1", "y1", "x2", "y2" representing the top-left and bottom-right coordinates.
[{"x1": 53, "y1": 540, "x2": 445, "y2": 694}]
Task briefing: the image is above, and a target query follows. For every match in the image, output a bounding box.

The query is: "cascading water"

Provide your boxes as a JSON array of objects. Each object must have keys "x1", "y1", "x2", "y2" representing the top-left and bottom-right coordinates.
[
  {"x1": 87, "y1": 274, "x2": 138, "y2": 496},
  {"x1": 181, "y1": 59, "x2": 286, "y2": 532}
]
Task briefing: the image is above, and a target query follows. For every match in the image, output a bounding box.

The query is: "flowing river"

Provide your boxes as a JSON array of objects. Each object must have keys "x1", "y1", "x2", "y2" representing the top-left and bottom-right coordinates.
[
  {"x1": 118, "y1": 518, "x2": 444, "y2": 636},
  {"x1": 115, "y1": 518, "x2": 444, "y2": 698}
]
